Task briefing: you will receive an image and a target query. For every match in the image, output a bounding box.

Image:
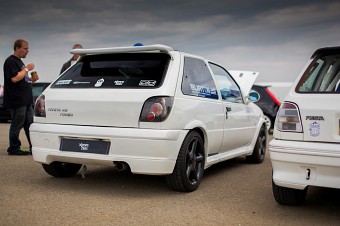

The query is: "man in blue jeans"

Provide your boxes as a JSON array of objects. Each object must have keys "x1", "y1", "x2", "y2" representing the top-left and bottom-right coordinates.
[{"x1": 3, "y1": 39, "x2": 39, "y2": 155}]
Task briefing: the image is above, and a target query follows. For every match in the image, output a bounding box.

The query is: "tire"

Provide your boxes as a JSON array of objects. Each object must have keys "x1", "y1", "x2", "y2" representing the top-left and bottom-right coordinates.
[
  {"x1": 263, "y1": 114, "x2": 272, "y2": 131},
  {"x1": 166, "y1": 131, "x2": 205, "y2": 192},
  {"x1": 246, "y1": 124, "x2": 267, "y2": 163},
  {"x1": 42, "y1": 162, "x2": 82, "y2": 178},
  {"x1": 272, "y1": 180, "x2": 307, "y2": 205}
]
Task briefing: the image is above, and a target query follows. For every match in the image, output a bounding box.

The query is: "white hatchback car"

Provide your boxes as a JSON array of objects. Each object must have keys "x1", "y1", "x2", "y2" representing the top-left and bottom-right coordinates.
[
  {"x1": 31, "y1": 44, "x2": 267, "y2": 192},
  {"x1": 270, "y1": 46, "x2": 340, "y2": 205}
]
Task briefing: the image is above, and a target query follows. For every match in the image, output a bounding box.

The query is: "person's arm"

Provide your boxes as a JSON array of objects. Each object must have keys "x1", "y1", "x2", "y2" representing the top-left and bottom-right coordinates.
[{"x1": 11, "y1": 63, "x2": 34, "y2": 83}]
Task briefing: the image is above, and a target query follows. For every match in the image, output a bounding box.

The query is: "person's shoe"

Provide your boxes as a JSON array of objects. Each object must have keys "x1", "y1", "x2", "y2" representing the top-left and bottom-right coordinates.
[
  {"x1": 20, "y1": 147, "x2": 31, "y2": 153},
  {"x1": 8, "y1": 149, "x2": 30, "y2": 155}
]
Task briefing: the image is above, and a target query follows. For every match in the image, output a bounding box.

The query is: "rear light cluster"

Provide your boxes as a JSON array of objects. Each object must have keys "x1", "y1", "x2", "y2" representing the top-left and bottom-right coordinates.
[
  {"x1": 275, "y1": 102, "x2": 303, "y2": 132},
  {"x1": 139, "y1": 96, "x2": 173, "y2": 122},
  {"x1": 34, "y1": 94, "x2": 46, "y2": 117},
  {"x1": 265, "y1": 88, "x2": 281, "y2": 106}
]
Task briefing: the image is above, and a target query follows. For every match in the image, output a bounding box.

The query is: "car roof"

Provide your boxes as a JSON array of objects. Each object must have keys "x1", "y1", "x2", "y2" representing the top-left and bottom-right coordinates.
[{"x1": 311, "y1": 46, "x2": 340, "y2": 59}]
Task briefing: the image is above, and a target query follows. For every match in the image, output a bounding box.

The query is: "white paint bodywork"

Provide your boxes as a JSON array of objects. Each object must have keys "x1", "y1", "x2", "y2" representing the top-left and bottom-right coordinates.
[
  {"x1": 270, "y1": 57, "x2": 340, "y2": 190},
  {"x1": 30, "y1": 45, "x2": 264, "y2": 175}
]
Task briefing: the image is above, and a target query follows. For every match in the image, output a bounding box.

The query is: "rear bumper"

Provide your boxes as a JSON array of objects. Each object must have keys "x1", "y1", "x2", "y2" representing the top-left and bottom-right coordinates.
[
  {"x1": 30, "y1": 123, "x2": 187, "y2": 175},
  {"x1": 269, "y1": 138, "x2": 340, "y2": 190}
]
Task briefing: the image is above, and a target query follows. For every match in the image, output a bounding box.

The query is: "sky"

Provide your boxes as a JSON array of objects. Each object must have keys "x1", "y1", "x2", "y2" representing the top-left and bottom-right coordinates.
[{"x1": 1, "y1": 0, "x2": 340, "y2": 84}]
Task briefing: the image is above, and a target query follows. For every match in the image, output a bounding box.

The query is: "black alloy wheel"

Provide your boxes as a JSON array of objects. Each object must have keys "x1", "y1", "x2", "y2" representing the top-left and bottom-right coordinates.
[{"x1": 166, "y1": 131, "x2": 205, "y2": 192}]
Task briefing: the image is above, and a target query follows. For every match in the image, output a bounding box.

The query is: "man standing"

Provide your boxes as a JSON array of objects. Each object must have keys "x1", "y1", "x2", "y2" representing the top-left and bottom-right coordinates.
[
  {"x1": 3, "y1": 39, "x2": 39, "y2": 155},
  {"x1": 60, "y1": 43, "x2": 83, "y2": 74}
]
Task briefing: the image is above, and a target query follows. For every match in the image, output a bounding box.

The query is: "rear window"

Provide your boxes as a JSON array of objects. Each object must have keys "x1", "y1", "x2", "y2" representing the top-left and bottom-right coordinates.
[
  {"x1": 297, "y1": 52, "x2": 340, "y2": 93},
  {"x1": 52, "y1": 53, "x2": 170, "y2": 88}
]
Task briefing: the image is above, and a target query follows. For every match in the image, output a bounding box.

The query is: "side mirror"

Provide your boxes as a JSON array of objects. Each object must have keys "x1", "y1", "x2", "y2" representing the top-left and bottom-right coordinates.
[{"x1": 248, "y1": 90, "x2": 260, "y2": 102}]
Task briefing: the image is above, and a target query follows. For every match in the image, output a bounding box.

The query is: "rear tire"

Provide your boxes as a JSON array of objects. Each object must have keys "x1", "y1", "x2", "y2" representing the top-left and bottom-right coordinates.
[
  {"x1": 246, "y1": 124, "x2": 267, "y2": 163},
  {"x1": 272, "y1": 180, "x2": 307, "y2": 205},
  {"x1": 42, "y1": 162, "x2": 82, "y2": 178},
  {"x1": 166, "y1": 131, "x2": 205, "y2": 192}
]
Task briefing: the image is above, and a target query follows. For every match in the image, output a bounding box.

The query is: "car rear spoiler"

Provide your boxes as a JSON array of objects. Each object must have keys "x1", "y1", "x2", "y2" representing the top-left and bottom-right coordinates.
[{"x1": 70, "y1": 44, "x2": 174, "y2": 55}]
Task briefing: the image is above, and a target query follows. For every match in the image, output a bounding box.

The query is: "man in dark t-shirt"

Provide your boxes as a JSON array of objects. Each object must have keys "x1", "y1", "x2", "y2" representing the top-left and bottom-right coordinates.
[{"x1": 3, "y1": 39, "x2": 39, "y2": 155}]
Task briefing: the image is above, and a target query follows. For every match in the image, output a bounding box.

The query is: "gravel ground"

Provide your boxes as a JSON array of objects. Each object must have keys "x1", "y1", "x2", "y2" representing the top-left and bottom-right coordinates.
[{"x1": 0, "y1": 122, "x2": 339, "y2": 226}]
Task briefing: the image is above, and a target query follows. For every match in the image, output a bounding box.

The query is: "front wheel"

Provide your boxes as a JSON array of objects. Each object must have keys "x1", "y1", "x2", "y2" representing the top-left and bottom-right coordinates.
[
  {"x1": 272, "y1": 180, "x2": 308, "y2": 205},
  {"x1": 263, "y1": 114, "x2": 273, "y2": 131},
  {"x1": 246, "y1": 124, "x2": 267, "y2": 163},
  {"x1": 166, "y1": 131, "x2": 205, "y2": 192},
  {"x1": 42, "y1": 162, "x2": 82, "y2": 178}
]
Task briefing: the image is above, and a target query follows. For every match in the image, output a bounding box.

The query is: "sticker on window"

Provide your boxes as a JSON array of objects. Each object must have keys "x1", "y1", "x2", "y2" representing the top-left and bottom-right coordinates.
[
  {"x1": 190, "y1": 84, "x2": 217, "y2": 98},
  {"x1": 56, "y1": 80, "x2": 72, "y2": 85},
  {"x1": 73, "y1": 81, "x2": 90, "y2": 85},
  {"x1": 114, "y1": 80, "x2": 124, "y2": 86},
  {"x1": 95, "y1": 78, "x2": 105, "y2": 87},
  {"x1": 139, "y1": 80, "x2": 156, "y2": 87}
]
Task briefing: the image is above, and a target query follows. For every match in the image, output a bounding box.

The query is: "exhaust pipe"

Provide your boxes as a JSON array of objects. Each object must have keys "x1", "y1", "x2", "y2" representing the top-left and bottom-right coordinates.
[{"x1": 113, "y1": 161, "x2": 128, "y2": 171}]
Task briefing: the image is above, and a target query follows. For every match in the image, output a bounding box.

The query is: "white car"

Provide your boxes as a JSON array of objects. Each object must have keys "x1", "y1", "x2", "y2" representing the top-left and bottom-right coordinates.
[
  {"x1": 30, "y1": 44, "x2": 267, "y2": 192},
  {"x1": 270, "y1": 46, "x2": 340, "y2": 205}
]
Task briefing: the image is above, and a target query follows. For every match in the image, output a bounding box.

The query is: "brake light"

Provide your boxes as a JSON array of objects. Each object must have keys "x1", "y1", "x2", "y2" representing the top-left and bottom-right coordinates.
[
  {"x1": 265, "y1": 88, "x2": 280, "y2": 106},
  {"x1": 140, "y1": 96, "x2": 173, "y2": 122},
  {"x1": 34, "y1": 94, "x2": 46, "y2": 117},
  {"x1": 275, "y1": 102, "x2": 302, "y2": 132}
]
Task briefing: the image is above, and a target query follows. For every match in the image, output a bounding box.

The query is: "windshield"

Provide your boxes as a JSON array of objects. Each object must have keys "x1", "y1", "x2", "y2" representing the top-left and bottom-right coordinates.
[
  {"x1": 52, "y1": 53, "x2": 170, "y2": 89},
  {"x1": 297, "y1": 53, "x2": 340, "y2": 93}
]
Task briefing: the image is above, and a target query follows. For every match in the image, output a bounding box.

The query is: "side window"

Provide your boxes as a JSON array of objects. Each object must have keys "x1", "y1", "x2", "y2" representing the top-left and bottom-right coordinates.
[
  {"x1": 209, "y1": 63, "x2": 242, "y2": 103},
  {"x1": 181, "y1": 57, "x2": 218, "y2": 99}
]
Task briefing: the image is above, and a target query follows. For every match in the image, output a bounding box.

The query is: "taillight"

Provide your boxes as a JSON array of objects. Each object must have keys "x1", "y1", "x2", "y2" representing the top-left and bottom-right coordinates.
[
  {"x1": 140, "y1": 96, "x2": 173, "y2": 122},
  {"x1": 34, "y1": 94, "x2": 46, "y2": 117},
  {"x1": 265, "y1": 88, "x2": 280, "y2": 106},
  {"x1": 275, "y1": 102, "x2": 302, "y2": 132}
]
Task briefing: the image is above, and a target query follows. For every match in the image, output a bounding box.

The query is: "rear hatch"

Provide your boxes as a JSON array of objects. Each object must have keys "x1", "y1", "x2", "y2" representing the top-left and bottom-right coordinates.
[
  {"x1": 36, "y1": 51, "x2": 174, "y2": 128},
  {"x1": 277, "y1": 46, "x2": 340, "y2": 143},
  {"x1": 285, "y1": 95, "x2": 340, "y2": 143}
]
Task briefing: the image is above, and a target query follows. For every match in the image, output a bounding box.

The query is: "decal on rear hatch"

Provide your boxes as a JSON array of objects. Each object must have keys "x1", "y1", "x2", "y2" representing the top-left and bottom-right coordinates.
[
  {"x1": 95, "y1": 78, "x2": 105, "y2": 87},
  {"x1": 139, "y1": 80, "x2": 156, "y2": 86},
  {"x1": 56, "y1": 80, "x2": 72, "y2": 85},
  {"x1": 309, "y1": 122, "x2": 320, "y2": 137},
  {"x1": 306, "y1": 116, "x2": 324, "y2": 121},
  {"x1": 114, "y1": 80, "x2": 124, "y2": 86}
]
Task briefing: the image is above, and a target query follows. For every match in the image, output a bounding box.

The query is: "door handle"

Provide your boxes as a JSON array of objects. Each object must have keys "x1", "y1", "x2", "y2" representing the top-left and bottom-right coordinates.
[{"x1": 225, "y1": 107, "x2": 231, "y2": 119}]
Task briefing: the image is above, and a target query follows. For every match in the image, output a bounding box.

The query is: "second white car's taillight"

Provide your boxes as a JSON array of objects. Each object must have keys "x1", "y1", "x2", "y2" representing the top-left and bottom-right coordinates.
[
  {"x1": 275, "y1": 102, "x2": 303, "y2": 132},
  {"x1": 34, "y1": 94, "x2": 46, "y2": 117},
  {"x1": 139, "y1": 96, "x2": 173, "y2": 122}
]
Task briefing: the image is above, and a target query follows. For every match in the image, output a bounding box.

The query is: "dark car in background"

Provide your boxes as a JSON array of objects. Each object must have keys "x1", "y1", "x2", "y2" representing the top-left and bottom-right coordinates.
[
  {"x1": 249, "y1": 84, "x2": 280, "y2": 131},
  {"x1": 0, "y1": 82, "x2": 50, "y2": 122}
]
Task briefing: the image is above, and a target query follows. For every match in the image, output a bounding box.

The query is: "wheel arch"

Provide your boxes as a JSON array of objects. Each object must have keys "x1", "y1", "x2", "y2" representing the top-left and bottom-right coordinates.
[
  {"x1": 183, "y1": 120, "x2": 208, "y2": 156},
  {"x1": 248, "y1": 120, "x2": 268, "y2": 155}
]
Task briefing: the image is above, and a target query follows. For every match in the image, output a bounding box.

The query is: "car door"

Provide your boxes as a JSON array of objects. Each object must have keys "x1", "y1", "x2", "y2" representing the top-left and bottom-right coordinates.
[{"x1": 209, "y1": 63, "x2": 256, "y2": 152}]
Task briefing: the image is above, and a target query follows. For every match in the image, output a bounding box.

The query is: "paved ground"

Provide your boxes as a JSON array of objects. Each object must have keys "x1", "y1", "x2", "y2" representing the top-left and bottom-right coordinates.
[{"x1": 0, "y1": 122, "x2": 339, "y2": 225}]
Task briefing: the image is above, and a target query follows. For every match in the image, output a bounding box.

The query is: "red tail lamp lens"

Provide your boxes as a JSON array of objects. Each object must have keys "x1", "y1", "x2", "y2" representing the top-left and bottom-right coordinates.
[
  {"x1": 139, "y1": 96, "x2": 173, "y2": 122},
  {"x1": 147, "y1": 112, "x2": 156, "y2": 121},
  {"x1": 150, "y1": 103, "x2": 163, "y2": 116},
  {"x1": 34, "y1": 94, "x2": 46, "y2": 117}
]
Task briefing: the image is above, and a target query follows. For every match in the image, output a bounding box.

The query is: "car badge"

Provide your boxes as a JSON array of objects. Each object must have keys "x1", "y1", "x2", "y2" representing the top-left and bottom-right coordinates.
[{"x1": 306, "y1": 116, "x2": 324, "y2": 121}]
